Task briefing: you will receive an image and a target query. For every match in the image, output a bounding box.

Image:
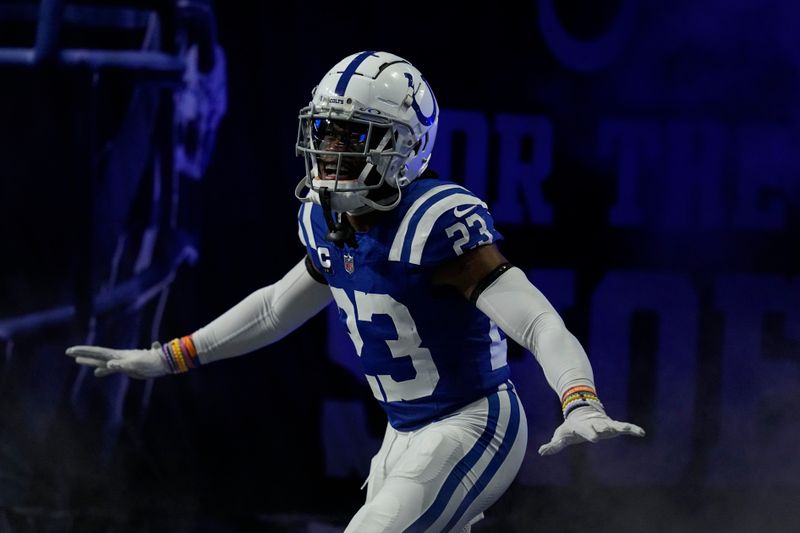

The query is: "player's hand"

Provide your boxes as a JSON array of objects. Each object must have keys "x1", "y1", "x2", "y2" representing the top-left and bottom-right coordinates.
[
  {"x1": 65, "y1": 342, "x2": 169, "y2": 379},
  {"x1": 538, "y1": 405, "x2": 645, "y2": 456}
]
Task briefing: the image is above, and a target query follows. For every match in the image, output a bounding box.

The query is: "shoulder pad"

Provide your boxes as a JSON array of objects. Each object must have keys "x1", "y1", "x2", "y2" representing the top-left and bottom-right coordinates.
[{"x1": 388, "y1": 184, "x2": 502, "y2": 266}]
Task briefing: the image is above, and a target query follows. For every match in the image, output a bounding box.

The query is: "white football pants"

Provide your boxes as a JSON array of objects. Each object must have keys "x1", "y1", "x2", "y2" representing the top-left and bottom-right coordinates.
[{"x1": 345, "y1": 383, "x2": 528, "y2": 532}]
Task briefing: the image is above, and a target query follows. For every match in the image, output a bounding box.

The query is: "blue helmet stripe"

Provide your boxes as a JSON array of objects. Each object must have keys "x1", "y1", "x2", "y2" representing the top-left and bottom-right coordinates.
[{"x1": 334, "y1": 51, "x2": 377, "y2": 96}]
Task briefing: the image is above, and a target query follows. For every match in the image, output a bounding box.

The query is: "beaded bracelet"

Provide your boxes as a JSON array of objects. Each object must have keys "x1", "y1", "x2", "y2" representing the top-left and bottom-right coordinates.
[
  {"x1": 560, "y1": 385, "x2": 604, "y2": 419},
  {"x1": 161, "y1": 335, "x2": 200, "y2": 374}
]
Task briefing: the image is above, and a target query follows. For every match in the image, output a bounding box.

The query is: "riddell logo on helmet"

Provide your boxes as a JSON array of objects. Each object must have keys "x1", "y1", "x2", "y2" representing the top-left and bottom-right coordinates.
[{"x1": 328, "y1": 97, "x2": 344, "y2": 104}]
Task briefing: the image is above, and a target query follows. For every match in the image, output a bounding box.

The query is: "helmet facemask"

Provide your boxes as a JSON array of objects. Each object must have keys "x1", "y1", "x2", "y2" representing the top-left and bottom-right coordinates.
[{"x1": 295, "y1": 104, "x2": 417, "y2": 214}]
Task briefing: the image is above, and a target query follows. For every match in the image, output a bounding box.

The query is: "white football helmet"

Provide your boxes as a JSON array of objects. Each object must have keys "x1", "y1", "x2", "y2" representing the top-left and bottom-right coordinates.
[{"x1": 295, "y1": 51, "x2": 439, "y2": 214}]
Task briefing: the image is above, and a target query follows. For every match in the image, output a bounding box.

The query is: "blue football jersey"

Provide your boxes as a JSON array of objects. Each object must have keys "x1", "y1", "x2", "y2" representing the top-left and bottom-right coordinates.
[{"x1": 298, "y1": 178, "x2": 510, "y2": 430}]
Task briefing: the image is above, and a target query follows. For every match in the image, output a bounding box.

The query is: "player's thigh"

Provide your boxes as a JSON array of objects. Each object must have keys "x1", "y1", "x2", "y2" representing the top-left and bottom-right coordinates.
[
  {"x1": 347, "y1": 387, "x2": 527, "y2": 532},
  {"x1": 423, "y1": 389, "x2": 528, "y2": 532}
]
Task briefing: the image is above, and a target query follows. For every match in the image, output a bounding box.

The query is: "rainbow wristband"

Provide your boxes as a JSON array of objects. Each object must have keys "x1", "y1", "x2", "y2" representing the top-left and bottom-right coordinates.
[
  {"x1": 560, "y1": 385, "x2": 603, "y2": 419},
  {"x1": 161, "y1": 343, "x2": 178, "y2": 373},
  {"x1": 161, "y1": 335, "x2": 200, "y2": 374}
]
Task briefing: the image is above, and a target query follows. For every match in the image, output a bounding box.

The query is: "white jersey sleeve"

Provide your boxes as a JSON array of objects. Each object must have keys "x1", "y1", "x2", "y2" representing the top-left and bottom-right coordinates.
[{"x1": 191, "y1": 257, "x2": 332, "y2": 364}]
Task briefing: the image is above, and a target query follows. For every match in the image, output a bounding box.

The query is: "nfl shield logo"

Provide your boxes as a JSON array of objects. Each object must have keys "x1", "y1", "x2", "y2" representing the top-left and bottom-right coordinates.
[{"x1": 343, "y1": 253, "x2": 355, "y2": 274}]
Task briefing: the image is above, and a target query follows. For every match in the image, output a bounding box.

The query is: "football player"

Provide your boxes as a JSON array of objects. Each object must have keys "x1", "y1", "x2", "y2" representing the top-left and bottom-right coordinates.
[{"x1": 67, "y1": 51, "x2": 645, "y2": 532}]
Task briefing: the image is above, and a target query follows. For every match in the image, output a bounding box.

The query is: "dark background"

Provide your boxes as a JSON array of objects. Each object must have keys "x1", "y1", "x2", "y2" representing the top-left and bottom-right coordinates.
[{"x1": 1, "y1": 1, "x2": 798, "y2": 532}]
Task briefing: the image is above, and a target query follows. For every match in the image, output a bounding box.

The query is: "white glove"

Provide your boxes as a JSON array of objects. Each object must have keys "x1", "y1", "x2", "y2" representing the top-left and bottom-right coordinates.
[
  {"x1": 538, "y1": 405, "x2": 645, "y2": 456},
  {"x1": 65, "y1": 342, "x2": 171, "y2": 379}
]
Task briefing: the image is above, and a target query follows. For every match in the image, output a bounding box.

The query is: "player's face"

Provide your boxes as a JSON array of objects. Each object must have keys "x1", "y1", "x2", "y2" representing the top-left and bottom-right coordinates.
[{"x1": 313, "y1": 119, "x2": 369, "y2": 181}]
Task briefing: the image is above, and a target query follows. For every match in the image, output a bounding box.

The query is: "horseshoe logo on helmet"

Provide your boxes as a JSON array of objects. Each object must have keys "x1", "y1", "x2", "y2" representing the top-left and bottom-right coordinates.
[{"x1": 404, "y1": 73, "x2": 438, "y2": 127}]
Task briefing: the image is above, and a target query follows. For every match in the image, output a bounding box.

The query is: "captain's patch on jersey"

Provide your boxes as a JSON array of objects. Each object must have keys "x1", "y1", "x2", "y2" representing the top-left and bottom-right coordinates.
[{"x1": 318, "y1": 246, "x2": 332, "y2": 272}]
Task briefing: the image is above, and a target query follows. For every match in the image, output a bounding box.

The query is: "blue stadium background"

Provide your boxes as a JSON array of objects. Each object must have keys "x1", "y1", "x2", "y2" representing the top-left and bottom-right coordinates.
[{"x1": 0, "y1": 1, "x2": 798, "y2": 531}]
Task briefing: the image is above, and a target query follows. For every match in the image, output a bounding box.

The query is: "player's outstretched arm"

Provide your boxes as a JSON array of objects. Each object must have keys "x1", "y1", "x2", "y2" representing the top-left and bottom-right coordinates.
[
  {"x1": 436, "y1": 244, "x2": 645, "y2": 455},
  {"x1": 66, "y1": 256, "x2": 332, "y2": 379}
]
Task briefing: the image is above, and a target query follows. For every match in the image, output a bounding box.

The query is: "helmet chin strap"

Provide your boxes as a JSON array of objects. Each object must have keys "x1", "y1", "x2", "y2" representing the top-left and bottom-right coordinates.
[
  {"x1": 319, "y1": 188, "x2": 357, "y2": 249},
  {"x1": 356, "y1": 186, "x2": 402, "y2": 213},
  {"x1": 295, "y1": 175, "x2": 403, "y2": 220}
]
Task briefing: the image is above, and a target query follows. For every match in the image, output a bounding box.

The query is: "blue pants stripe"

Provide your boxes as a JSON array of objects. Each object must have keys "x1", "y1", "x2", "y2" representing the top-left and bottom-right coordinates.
[
  {"x1": 441, "y1": 388, "x2": 521, "y2": 532},
  {"x1": 404, "y1": 392, "x2": 501, "y2": 532}
]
